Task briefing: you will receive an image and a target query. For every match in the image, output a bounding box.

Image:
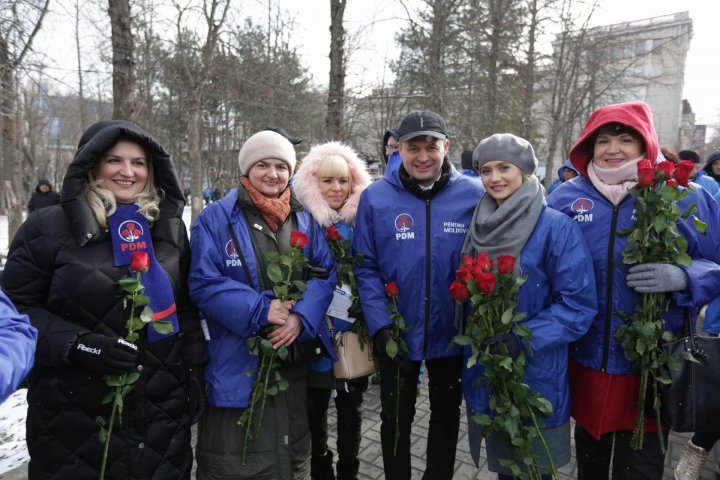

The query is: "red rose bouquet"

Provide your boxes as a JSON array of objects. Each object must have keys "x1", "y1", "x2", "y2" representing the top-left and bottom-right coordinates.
[
  {"x1": 450, "y1": 253, "x2": 556, "y2": 479},
  {"x1": 98, "y1": 251, "x2": 173, "y2": 480},
  {"x1": 238, "y1": 230, "x2": 310, "y2": 463},
  {"x1": 616, "y1": 159, "x2": 707, "y2": 450}
]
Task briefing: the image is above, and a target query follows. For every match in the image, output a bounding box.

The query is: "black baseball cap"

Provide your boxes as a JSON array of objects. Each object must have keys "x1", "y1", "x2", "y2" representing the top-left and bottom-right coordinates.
[{"x1": 397, "y1": 111, "x2": 448, "y2": 142}]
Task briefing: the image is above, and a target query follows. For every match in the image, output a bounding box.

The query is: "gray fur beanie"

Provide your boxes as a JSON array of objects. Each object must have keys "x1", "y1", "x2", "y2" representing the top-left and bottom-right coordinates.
[
  {"x1": 238, "y1": 130, "x2": 297, "y2": 176},
  {"x1": 472, "y1": 133, "x2": 538, "y2": 175}
]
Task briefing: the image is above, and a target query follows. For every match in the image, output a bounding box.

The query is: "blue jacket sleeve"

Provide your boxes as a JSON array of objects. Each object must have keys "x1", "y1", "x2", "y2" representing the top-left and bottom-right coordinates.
[
  {"x1": 0, "y1": 290, "x2": 37, "y2": 402},
  {"x1": 293, "y1": 218, "x2": 338, "y2": 342},
  {"x1": 352, "y1": 191, "x2": 392, "y2": 337},
  {"x1": 673, "y1": 187, "x2": 720, "y2": 308},
  {"x1": 188, "y1": 214, "x2": 270, "y2": 338},
  {"x1": 522, "y1": 217, "x2": 598, "y2": 353}
]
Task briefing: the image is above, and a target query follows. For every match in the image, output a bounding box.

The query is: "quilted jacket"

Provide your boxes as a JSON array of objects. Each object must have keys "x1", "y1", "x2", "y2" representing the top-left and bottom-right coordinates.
[{"x1": 1, "y1": 120, "x2": 207, "y2": 479}]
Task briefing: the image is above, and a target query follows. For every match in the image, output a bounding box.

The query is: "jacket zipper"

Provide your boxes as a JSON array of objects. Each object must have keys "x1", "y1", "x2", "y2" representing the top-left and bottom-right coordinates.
[
  {"x1": 601, "y1": 204, "x2": 619, "y2": 372},
  {"x1": 423, "y1": 198, "x2": 431, "y2": 359}
]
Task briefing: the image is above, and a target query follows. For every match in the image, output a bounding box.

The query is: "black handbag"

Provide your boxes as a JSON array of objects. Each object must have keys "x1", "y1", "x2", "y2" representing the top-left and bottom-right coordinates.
[{"x1": 660, "y1": 313, "x2": 720, "y2": 432}]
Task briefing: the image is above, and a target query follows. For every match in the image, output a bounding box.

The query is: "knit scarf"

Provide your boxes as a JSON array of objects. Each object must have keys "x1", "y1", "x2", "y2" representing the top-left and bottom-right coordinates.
[
  {"x1": 241, "y1": 176, "x2": 291, "y2": 232},
  {"x1": 587, "y1": 156, "x2": 641, "y2": 206},
  {"x1": 461, "y1": 175, "x2": 544, "y2": 275},
  {"x1": 108, "y1": 204, "x2": 178, "y2": 343}
]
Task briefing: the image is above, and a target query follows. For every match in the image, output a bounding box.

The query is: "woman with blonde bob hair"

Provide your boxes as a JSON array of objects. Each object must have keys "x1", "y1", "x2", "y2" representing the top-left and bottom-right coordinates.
[
  {"x1": 1, "y1": 120, "x2": 207, "y2": 479},
  {"x1": 293, "y1": 141, "x2": 372, "y2": 480}
]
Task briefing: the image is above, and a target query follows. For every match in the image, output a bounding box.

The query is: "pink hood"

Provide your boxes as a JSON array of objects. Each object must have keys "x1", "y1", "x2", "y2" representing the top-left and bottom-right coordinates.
[
  {"x1": 292, "y1": 142, "x2": 372, "y2": 227},
  {"x1": 569, "y1": 101, "x2": 659, "y2": 178}
]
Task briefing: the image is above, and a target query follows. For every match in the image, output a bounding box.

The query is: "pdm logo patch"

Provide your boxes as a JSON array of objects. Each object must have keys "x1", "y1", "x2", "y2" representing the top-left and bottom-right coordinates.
[
  {"x1": 570, "y1": 198, "x2": 594, "y2": 222},
  {"x1": 394, "y1": 213, "x2": 415, "y2": 240},
  {"x1": 225, "y1": 239, "x2": 242, "y2": 267}
]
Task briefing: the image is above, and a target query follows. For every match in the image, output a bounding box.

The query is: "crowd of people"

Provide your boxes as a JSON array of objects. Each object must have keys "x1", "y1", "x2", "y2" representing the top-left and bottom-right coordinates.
[{"x1": 0, "y1": 100, "x2": 719, "y2": 480}]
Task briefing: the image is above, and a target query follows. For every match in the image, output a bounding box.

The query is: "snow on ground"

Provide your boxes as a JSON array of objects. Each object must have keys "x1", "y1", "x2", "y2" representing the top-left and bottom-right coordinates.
[{"x1": 0, "y1": 390, "x2": 29, "y2": 474}]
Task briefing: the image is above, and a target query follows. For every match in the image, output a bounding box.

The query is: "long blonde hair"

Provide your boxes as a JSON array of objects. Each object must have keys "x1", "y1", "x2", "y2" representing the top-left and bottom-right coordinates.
[{"x1": 85, "y1": 156, "x2": 163, "y2": 227}]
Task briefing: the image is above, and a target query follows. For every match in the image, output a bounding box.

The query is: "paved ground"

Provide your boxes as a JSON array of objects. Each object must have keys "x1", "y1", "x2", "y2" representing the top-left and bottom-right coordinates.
[{"x1": 3, "y1": 377, "x2": 717, "y2": 479}]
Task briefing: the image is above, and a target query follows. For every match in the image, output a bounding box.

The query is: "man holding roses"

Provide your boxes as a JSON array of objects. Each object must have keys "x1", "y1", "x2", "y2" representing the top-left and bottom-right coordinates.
[{"x1": 353, "y1": 111, "x2": 484, "y2": 479}]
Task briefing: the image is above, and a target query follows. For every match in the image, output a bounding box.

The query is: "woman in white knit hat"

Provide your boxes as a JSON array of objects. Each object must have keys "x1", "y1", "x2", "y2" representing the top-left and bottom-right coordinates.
[{"x1": 188, "y1": 130, "x2": 338, "y2": 480}]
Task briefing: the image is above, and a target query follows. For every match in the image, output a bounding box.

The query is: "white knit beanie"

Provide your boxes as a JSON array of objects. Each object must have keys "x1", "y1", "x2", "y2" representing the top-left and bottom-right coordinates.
[{"x1": 238, "y1": 130, "x2": 297, "y2": 176}]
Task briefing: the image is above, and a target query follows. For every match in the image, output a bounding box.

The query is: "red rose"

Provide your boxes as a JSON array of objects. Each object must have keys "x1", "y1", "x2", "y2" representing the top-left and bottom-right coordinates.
[
  {"x1": 326, "y1": 225, "x2": 342, "y2": 241},
  {"x1": 475, "y1": 252, "x2": 492, "y2": 273},
  {"x1": 637, "y1": 159, "x2": 655, "y2": 187},
  {"x1": 476, "y1": 272, "x2": 496, "y2": 296},
  {"x1": 449, "y1": 281, "x2": 470, "y2": 302},
  {"x1": 385, "y1": 281, "x2": 399, "y2": 298},
  {"x1": 666, "y1": 179, "x2": 677, "y2": 187},
  {"x1": 455, "y1": 266, "x2": 473, "y2": 282},
  {"x1": 461, "y1": 255, "x2": 474, "y2": 268},
  {"x1": 290, "y1": 230, "x2": 309, "y2": 248},
  {"x1": 496, "y1": 255, "x2": 515, "y2": 275},
  {"x1": 655, "y1": 161, "x2": 675, "y2": 182},
  {"x1": 130, "y1": 251, "x2": 150, "y2": 273},
  {"x1": 674, "y1": 160, "x2": 694, "y2": 187}
]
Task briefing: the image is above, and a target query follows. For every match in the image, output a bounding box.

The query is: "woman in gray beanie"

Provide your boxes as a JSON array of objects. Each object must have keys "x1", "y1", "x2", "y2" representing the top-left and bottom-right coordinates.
[
  {"x1": 460, "y1": 133, "x2": 597, "y2": 479},
  {"x1": 188, "y1": 129, "x2": 338, "y2": 479}
]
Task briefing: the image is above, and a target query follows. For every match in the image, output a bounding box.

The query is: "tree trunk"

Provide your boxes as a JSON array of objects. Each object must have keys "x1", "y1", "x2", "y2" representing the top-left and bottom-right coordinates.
[
  {"x1": 108, "y1": 0, "x2": 135, "y2": 120},
  {"x1": 189, "y1": 97, "x2": 203, "y2": 222},
  {"x1": 326, "y1": 0, "x2": 346, "y2": 140},
  {"x1": 521, "y1": 0, "x2": 538, "y2": 140}
]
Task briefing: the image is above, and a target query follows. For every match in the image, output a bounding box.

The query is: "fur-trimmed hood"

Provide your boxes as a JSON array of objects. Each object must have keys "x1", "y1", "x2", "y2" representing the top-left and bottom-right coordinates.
[{"x1": 292, "y1": 142, "x2": 372, "y2": 227}]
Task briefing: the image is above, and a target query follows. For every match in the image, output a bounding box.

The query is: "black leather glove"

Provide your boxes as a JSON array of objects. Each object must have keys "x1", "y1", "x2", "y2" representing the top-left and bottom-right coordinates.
[
  {"x1": 373, "y1": 327, "x2": 414, "y2": 376},
  {"x1": 186, "y1": 366, "x2": 206, "y2": 425},
  {"x1": 306, "y1": 265, "x2": 329, "y2": 280},
  {"x1": 480, "y1": 333, "x2": 523, "y2": 359},
  {"x1": 71, "y1": 333, "x2": 138, "y2": 375}
]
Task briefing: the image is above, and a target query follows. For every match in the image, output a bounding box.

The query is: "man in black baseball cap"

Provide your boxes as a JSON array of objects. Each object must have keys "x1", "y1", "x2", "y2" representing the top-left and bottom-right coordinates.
[{"x1": 353, "y1": 109, "x2": 483, "y2": 479}]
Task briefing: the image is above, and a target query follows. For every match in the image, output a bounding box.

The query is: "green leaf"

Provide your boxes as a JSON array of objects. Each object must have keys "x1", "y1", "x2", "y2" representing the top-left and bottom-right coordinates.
[
  {"x1": 135, "y1": 294, "x2": 151, "y2": 306},
  {"x1": 267, "y1": 263, "x2": 283, "y2": 283},
  {"x1": 500, "y1": 308, "x2": 514, "y2": 325},
  {"x1": 675, "y1": 252, "x2": 692, "y2": 267},
  {"x1": 101, "y1": 392, "x2": 114, "y2": 405},
  {"x1": 151, "y1": 320, "x2": 175, "y2": 334},
  {"x1": 277, "y1": 345, "x2": 288, "y2": 360},
  {"x1": 385, "y1": 339, "x2": 398, "y2": 359},
  {"x1": 140, "y1": 306, "x2": 154, "y2": 324},
  {"x1": 126, "y1": 332, "x2": 139, "y2": 343},
  {"x1": 118, "y1": 277, "x2": 140, "y2": 291},
  {"x1": 693, "y1": 216, "x2": 708, "y2": 234},
  {"x1": 105, "y1": 376, "x2": 121, "y2": 387},
  {"x1": 452, "y1": 335, "x2": 472, "y2": 347},
  {"x1": 98, "y1": 427, "x2": 107, "y2": 444},
  {"x1": 125, "y1": 372, "x2": 140, "y2": 384}
]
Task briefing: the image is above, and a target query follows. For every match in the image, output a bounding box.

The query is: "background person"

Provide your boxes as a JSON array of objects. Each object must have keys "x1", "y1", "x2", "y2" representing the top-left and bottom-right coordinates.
[
  {"x1": 353, "y1": 110, "x2": 484, "y2": 479},
  {"x1": 547, "y1": 101, "x2": 720, "y2": 480},
  {"x1": 1, "y1": 119, "x2": 207, "y2": 479},
  {"x1": 546, "y1": 160, "x2": 578, "y2": 194},
  {"x1": 703, "y1": 150, "x2": 720, "y2": 184},
  {"x1": 27, "y1": 179, "x2": 61, "y2": 213},
  {"x1": 188, "y1": 130, "x2": 337, "y2": 480},
  {"x1": 293, "y1": 141, "x2": 373, "y2": 480},
  {"x1": 462, "y1": 134, "x2": 596, "y2": 479}
]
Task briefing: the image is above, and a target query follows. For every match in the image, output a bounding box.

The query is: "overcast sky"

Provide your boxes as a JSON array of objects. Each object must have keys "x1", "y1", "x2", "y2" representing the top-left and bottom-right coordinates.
[{"x1": 34, "y1": 0, "x2": 720, "y2": 126}]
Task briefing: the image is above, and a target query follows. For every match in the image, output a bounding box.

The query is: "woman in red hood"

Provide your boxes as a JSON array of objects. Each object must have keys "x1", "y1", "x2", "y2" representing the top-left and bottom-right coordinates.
[{"x1": 547, "y1": 101, "x2": 720, "y2": 480}]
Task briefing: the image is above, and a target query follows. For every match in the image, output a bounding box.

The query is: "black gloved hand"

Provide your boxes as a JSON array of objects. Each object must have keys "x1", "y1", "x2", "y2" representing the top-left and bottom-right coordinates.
[
  {"x1": 71, "y1": 333, "x2": 138, "y2": 375},
  {"x1": 306, "y1": 265, "x2": 329, "y2": 281},
  {"x1": 186, "y1": 366, "x2": 206, "y2": 425},
  {"x1": 373, "y1": 327, "x2": 414, "y2": 376},
  {"x1": 480, "y1": 333, "x2": 523, "y2": 359}
]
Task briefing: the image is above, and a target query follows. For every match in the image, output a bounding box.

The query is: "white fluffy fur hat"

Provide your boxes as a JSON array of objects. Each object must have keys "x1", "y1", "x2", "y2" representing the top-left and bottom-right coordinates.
[
  {"x1": 292, "y1": 142, "x2": 372, "y2": 227},
  {"x1": 238, "y1": 130, "x2": 297, "y2": 176}
]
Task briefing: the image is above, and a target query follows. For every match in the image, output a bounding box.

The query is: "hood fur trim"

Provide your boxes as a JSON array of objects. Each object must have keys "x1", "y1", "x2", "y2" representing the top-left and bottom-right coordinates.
[{"x1": 292, "y1": 142, "x2": 372, "y2": 227}]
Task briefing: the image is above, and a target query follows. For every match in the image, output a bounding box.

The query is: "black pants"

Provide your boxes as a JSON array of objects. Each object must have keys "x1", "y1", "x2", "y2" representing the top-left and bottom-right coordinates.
[
  {"x1": 692, "y1": 431, "x2": 720, "y2": 451},
  {"x1": 378, "y1": 354, "x2": 462, "y2": 480},
  {"x1": 574, "y1": 424, "x2": 668, "y2": 480},
  {"x1": 307, "y1": 377, "x2": 368, "y2": 479}
]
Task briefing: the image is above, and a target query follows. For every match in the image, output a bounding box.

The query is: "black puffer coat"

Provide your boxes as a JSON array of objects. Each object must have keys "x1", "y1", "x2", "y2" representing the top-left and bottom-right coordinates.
[{"x1": 1, "y1": 120, "x2": 207, "y2": 479}]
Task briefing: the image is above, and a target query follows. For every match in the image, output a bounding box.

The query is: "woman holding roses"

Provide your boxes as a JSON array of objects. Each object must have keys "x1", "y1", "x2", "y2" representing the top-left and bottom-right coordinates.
[
  {"x1": 1, "y1": 120, "x2": 207, "y2": 479},
  {"x1": 292, "y1": 141, "x2": 372, "y2": 480},
  {"x1": 188, "y1": 130, "x2": 337, "y2": 480},
  {"x1": 547, "y1": 101, "x2": 720, "y2": 480},
  {"x1": 460, "y1": 133, "x2": 597, "y2": 479}
]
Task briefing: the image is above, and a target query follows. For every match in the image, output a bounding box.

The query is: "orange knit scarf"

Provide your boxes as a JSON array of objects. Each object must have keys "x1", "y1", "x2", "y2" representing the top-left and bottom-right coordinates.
[{"x1": 240, "y1": 176, "x2": 291, "y2": 232}]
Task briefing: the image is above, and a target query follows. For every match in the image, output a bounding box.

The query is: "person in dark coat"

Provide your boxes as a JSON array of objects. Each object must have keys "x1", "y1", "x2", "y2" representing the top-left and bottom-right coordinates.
[
  {"x1": 28, "y1": 179, "x2": 61, "y2": 212},
  {"x1": 1, "y1": 120, "x2": 208, "y2": 480}
]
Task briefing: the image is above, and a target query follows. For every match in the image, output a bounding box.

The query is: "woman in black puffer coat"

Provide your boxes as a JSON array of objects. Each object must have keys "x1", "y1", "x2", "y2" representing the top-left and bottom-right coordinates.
[{"x1": 1, "y1": 120, "x2": 207, "y2": 479}]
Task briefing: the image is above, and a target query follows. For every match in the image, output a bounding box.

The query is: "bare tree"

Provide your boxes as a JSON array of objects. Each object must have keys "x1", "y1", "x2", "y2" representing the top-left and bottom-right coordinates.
[
  {"x1": 326, "y1": 0, "x2": 346, "y2": 140},
  {"x1": 108, "y1": 0, "x2": 135, "y2": 120},
  {"x1": 0, "y1": 0, "x2": 49, "y2": 241}
]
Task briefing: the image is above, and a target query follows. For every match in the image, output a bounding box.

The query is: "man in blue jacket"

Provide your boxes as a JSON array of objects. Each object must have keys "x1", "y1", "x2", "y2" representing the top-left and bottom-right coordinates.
[
  {"x1": 353, "y1": 110, "x2": 484, "y2": 479},
  {"x1": 0, "y1": 289, "x2": 36, "y2": 402}
]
